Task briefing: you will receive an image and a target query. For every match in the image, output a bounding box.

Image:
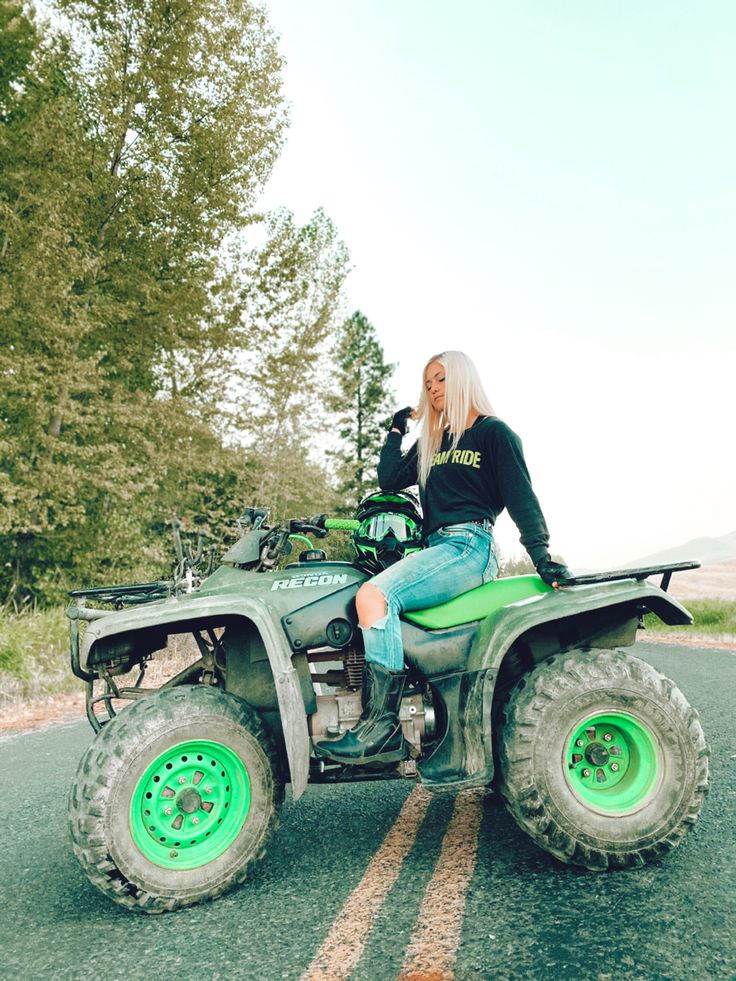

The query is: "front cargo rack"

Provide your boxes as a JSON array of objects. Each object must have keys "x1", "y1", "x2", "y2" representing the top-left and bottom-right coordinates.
[{"x1": 68, "y1": 580, "x2": 175, "y2": 608}]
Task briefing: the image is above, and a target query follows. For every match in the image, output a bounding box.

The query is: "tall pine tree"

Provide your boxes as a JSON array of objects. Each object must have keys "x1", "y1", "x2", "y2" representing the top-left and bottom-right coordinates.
[{"x1": 329, "y1": 311, "x2": 395, "y2": 509}]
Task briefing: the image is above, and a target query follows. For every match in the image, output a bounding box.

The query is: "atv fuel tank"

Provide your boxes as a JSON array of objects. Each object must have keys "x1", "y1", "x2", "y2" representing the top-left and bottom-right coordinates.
[
  {"x1": 279, "y1": 566, "x2": 367, "y2": 651},
  {"x1": 197, "y1": 561, "x2": 367, "y2": 652}
]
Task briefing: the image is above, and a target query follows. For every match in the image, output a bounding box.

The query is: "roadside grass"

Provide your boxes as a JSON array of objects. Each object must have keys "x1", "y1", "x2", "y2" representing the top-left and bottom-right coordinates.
[
  {"x1": 0, "y1": 607, "x2": 73, "y2": 703},
  {"x1": 644, "y1": 598, "x2": 736, "y2": 635},
  {"x1": 0, "y1": 606, "x2": 203, "y2": 713}
]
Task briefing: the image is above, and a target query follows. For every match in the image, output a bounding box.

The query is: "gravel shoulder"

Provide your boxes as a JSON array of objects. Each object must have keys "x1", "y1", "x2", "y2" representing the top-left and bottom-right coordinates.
[
  {"x1": 641, "y1": 630, "x2": 736, "y2": 651},
  {"x1": 0, "y1": 692, "x2": 86, "y2": 736}
]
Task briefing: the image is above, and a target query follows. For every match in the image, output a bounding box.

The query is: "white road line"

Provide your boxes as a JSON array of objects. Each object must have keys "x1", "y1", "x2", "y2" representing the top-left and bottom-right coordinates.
[
  {"x1": 398, "y1": 787, "x2": 486, "y2": 981},
  {"x1": 301, "y1": 785, "x2": 432, "y2": 981}
]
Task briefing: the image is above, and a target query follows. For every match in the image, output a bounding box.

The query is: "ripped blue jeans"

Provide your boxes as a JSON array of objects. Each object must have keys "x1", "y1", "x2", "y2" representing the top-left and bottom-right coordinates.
[{"x1": 360, "y1": 522, "x2": 500, "y2": 671}]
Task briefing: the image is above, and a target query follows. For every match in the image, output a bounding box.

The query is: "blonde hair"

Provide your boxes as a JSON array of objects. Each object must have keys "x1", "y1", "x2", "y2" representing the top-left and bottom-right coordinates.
[{"x1": 416, "y1": 351, "x2": 495, "y2": 486}]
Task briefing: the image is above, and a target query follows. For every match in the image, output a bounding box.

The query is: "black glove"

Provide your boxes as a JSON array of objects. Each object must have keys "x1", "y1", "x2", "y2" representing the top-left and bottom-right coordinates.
[
  {"x1": 389, "y1": 406, "x2": 412, "y2": 435},
  {"x1": 536, "y1": 555, "x2": 572, "y2": 587}
]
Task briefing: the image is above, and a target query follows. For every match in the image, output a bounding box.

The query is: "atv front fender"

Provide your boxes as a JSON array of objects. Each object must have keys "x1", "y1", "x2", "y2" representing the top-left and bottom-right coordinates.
[{"x1": 77, "y1": 595, "x2": 310, "y2": 800}]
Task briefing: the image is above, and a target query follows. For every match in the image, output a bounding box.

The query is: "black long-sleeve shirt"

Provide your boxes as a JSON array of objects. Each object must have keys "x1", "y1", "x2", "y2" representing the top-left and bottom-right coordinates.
[{"x1": 377, "y1": 416, "x2": 550, "y2": 566}]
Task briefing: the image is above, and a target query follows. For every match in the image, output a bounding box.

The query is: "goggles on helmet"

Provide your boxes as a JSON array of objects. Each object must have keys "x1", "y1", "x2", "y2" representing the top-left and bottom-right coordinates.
[
  {"x1": 351, "y1": 490, "x2": 424, "y2": 574},
  {"x1": 358, "y1": 512, "x2": 419, "y2": 543}
]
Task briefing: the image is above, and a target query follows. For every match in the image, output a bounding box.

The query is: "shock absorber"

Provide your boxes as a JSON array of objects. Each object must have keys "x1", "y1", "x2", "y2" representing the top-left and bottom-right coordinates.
[{"x1": 344, "y1": 648, "x2": 365, "y2": 690}]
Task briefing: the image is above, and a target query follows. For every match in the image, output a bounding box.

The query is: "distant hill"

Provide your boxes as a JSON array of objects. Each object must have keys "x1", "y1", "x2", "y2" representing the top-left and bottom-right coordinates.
[
  {"x1": 630, "y1": 530, "x2": 736, "y2": 567},
  {"x1": 666, "y1": 560, "x2": 736, "y2": 601}
]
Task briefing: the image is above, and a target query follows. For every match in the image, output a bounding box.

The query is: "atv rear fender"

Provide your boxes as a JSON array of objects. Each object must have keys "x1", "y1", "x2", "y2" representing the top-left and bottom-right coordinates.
[
  {"x1": 432, "y1": 578, "x2": 693, "y2": 790},
  {"x1": 74, "y1": 594, "x2": 311, "y2": 799},
  {"x1": 471, "y1": 576, "x2": 692, "y2": 676}
]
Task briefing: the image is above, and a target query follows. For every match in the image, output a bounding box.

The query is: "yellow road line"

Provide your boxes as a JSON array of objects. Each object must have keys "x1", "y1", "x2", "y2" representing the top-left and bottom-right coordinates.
[
  {"x1": 398, "y1": 787, "x2": 486, "y2": 981},
  {"x1": 301, "y1": 785, "x2": 432, "y2": 981}
]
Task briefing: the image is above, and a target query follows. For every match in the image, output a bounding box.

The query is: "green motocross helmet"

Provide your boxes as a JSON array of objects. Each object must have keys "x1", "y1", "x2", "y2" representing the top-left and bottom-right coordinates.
[{"x1": 352, "y1": 491, "x2": 424, "y2": 575}]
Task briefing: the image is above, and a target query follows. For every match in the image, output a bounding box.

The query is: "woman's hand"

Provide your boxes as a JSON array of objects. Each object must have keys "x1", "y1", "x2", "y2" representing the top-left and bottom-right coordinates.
[
  {"x1": 389, "y1": 406, "x2": 415, "y2": 435},
  {"x1": 536, "y1": 555, "x2": 572, "y2": 589}
]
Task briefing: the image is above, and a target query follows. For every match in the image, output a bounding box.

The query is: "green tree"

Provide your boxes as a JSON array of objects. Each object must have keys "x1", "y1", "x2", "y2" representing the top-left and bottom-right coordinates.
[
  {"x1": 498, "y1": 553, "x2": 536, "y2": 577},
  {"x1": 50, "y1": 0, "x2": 288, "y2": 404},
  {"x1": 329, "y1": 311, "x2": 395, "y2": 509},
  {"x1": 0, "y1": 8, "x2": 115, "y2": 602},
  {"x1": 234, "y1": 208, "x2": 351, "y2": 518},
  {"x1": 498, "y1": 551, "x2": 566, "y2": 578},
  {"x1": 0, "y1": 0, "x2": 296, "y2": 603},
  {"x1": 0, "y1": 2, "x2": 36, "y2": 106}
]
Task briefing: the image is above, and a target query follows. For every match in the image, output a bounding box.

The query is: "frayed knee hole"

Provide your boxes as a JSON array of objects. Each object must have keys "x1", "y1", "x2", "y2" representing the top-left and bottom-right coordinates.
[
  {"x1": 356, "y1": 583, "x2": 387, "y2": 629},
  {"x1": 360, "y1": 612, "x2": 389, "y2": 631}
]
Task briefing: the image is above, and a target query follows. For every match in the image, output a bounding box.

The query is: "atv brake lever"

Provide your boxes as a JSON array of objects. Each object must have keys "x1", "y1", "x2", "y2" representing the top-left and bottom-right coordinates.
[
  {"x1": 303, "y1": 514, "x2": 329, "y2": 537},
  {"x1": 304, "y1": 513, "x2": 327, "y2": 528},
  {"x1": 291, "y1": 517, "x2": 328, "y2": 539}
]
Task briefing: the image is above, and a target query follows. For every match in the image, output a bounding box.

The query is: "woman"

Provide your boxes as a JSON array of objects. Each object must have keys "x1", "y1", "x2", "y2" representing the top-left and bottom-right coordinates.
[{"x1": 316, "y1": 350, "x2": 569, "y2": 765}]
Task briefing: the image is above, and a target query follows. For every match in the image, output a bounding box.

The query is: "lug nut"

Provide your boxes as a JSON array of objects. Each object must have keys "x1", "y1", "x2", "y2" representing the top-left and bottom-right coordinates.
[
  {"x1": 582, "y1": 768, "x2": 591, "y2": 778},
  {"x1": 178, "y1": 776, "x2": 186, "y2": 785},
  {"x1": 576, "y1": 738, "x2": 585, "y2": 747},
  {"x1": 610, "y1": 762, "x2": 620, "y2": 772},
  {"x1": 204, "y1": 786, "x2": 212, "y2": 794},
  {"x1": 164, "y1": 807, "x2": 172, "y2": 816},
  {"x1": 603, "y1": 733, "x2": 613, "y2": 742},
  {"x1": 192, "y1": 817, "x2": 200, "y2": 825}
]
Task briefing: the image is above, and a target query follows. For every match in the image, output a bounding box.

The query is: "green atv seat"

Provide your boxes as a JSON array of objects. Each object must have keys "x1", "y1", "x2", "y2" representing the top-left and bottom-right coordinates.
[{"x1": 403, "y1": 574, "x2": 553, "y2": 630}]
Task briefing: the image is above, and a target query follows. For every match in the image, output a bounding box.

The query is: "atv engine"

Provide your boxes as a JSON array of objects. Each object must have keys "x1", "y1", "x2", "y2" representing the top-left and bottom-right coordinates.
[{"x1": 306, "y1": 646, "x2": 434, "y2": 755}]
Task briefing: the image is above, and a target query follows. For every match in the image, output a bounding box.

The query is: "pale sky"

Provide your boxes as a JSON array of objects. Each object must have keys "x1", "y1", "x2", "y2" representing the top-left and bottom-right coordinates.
[{"x1": 258, "y1": 1, "x2": 735, "y2": 569}]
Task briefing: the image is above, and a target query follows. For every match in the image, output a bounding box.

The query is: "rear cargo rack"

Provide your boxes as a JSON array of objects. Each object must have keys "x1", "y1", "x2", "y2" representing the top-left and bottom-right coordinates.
[{"x1": 559, "y1": 560, "x2": 700, "y2": 593}]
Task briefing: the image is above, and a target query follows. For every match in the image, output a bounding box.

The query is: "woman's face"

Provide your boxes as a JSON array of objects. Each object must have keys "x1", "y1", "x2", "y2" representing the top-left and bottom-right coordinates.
[{"x1": 424, "y1": 361, "x2": 446, "y2": 413}]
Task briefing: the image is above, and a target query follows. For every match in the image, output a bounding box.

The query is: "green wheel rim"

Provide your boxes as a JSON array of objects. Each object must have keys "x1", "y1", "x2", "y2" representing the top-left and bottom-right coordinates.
[
  {"x1": 564, "y1": 713, "x2": 659, "y2": 814},
  {"x1": 130, "y1": 740, "x2": 251, "y2": 870}
]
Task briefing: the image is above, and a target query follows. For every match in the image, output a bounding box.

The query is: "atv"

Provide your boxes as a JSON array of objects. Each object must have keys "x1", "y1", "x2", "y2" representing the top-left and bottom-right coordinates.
[{"x1": 67, "y1": 508, "x2": 709, "y2": 913}]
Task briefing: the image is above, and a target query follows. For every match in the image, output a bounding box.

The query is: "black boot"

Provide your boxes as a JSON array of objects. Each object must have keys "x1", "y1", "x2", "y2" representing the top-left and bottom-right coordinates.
[{"x1": 314, "y1": 663, "x2": 407, "y2": 764}]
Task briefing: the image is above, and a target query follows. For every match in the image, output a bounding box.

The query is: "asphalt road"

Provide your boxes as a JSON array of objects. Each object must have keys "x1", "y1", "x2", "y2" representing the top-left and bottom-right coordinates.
[{"x1": 1, "y1": 643, "x2": 733, "y2": 981}]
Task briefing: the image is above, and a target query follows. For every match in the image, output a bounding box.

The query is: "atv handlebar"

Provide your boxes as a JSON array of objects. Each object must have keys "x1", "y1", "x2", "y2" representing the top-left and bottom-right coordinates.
[
  {"x1": 324, "y1": 518, "x2": 360, "y2": 531},
  {"x1": 289, "y1": 515, "x2": 360, "y2": 537}
]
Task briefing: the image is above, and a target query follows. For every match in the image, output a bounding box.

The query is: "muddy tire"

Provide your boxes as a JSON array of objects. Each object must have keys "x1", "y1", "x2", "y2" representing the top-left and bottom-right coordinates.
[
  {"x1": 69, "y1": 685, "x2": 284, "y2": 913},
  {"x1": 499, "y1": 648, "x2": 708, "y2": 870}
]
